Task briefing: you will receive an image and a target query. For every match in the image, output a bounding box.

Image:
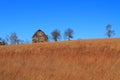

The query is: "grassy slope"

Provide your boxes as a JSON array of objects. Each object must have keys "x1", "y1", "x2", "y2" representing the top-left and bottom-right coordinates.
[{"x1": 0, "y1": 38, "x2": 120, "y2": 80}]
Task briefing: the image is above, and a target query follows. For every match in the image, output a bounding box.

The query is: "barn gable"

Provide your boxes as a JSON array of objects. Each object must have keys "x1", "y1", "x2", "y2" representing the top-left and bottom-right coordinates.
[{"x1": 32, "y1": 29, "x2": 48, "y2": 43}]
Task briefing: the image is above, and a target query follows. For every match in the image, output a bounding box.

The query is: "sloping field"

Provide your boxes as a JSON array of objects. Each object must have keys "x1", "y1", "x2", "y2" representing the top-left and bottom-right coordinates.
[{"x1": 0, "y1": 38, "x2": 120, "y2": 80}]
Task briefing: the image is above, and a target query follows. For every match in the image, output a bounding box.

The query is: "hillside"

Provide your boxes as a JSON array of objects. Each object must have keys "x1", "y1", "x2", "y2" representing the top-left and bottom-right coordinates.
[{"x1": 0, "y1": 38, "x2": 120, "y2": 80}]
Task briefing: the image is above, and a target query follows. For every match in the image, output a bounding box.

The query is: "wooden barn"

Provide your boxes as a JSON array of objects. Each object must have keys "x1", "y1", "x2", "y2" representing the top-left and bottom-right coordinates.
[{"x1": 32, "y1": 29, "x2": 48, "y2": 43}]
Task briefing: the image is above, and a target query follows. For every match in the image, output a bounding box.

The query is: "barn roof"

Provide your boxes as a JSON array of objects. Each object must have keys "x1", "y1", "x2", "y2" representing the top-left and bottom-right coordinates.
[{"x1": 32, "y1": 29, "x2": 47, "y2": 38}]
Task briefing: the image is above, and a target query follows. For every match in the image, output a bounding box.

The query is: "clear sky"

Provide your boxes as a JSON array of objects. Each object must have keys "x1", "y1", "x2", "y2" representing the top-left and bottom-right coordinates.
[{"x1": 0, "y1": 0, "x2": 120, "y2": 42}]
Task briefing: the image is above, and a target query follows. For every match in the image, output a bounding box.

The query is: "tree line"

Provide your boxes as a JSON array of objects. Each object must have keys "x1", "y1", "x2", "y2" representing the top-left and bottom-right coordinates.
[
  {"x1": 51, "y1": 28, "x2": 73, "y2": 42},
  {"x1": 0, "y1": 32, "x2": 29, "y2": 45},
  {"x1": 0, "y1": 28, "x2": 74, "y2": 45},
  {"x1": 0, "y1": 24, "x2": 115, "y2": 45}
]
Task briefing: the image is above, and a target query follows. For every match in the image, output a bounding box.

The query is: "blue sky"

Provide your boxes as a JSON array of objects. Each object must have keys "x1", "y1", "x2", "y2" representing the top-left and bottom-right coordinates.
[{"x1": 0, "y1": 0, "x2": 120, "y2": 42}]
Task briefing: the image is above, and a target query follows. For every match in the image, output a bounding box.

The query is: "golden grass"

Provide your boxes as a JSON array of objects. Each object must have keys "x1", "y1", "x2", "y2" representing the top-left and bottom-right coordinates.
[{"x1": 0, "y1": 38, "x2": 120, "y2": 80}]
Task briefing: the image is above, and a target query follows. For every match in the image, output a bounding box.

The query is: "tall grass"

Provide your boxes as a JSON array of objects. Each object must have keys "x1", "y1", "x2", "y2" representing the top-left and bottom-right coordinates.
[{"x1": 0, "y1": 38, "x2": 120, "y2": 80}]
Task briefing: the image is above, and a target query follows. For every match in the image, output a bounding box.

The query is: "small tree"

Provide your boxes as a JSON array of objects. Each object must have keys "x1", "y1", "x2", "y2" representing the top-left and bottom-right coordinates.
[
  {"x1": 19, "y1": 39, "x2": 30, "y2": 44},
  {"x1": 0, "y1": 37, "x2": 7, "y2": 45},
  {"x1": 8, "y1": 32, "x2": 20, "y2": 44},
  {"x1": 64, "y1": 28, "x2": 73, "y2": 40},
  {"x1": 106, "y1": 24, "x2": 115, "y2": 38},
  {"x1": 51, "y1": 29, "x2": 61, "y2": 42}
]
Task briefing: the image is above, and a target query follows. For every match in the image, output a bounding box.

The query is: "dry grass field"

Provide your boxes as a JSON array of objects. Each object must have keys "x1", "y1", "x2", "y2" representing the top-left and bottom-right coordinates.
[{"x1": 0, "y1": 38, "x2": 120, "y2": 80}]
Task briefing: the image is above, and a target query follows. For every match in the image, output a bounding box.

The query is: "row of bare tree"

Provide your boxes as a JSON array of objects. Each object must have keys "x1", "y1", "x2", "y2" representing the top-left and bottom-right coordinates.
[
  {"x1": 51, "y1": 28, "x2": 73, "y2": 42},
  {"x1": 0, "y1": 28, "x2": 74, "y2": 45},
  {"x1": 50, "y1": 24, "x2": 115, "y2": 42},
  {"x1": 0, "y1": 24, "x2": 115, "y2": 45},
  {"x1": 0, "y1": 32, "x2": 29, "y2": 45}
]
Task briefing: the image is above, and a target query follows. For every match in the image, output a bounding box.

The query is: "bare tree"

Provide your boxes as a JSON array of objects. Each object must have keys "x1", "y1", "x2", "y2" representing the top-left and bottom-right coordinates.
[
  {"x1": 51, "y1": 29, "x2": 61, "y2": 42},
  {"x1": 19, "y1": 39, "x2": 30, "y2": 44},
  {"x1": 106, "y1": 24, "x2": 115, "y2": 38},
  {"x1": 64, "y1": 28, "x2": 73, "y2": 40},
  {"x1": 8, "y1": 32, "x2": 20, "y2": 44}
]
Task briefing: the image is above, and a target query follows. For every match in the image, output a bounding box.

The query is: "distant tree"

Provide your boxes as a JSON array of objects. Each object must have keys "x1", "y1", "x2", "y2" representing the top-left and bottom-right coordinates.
[
  {"x1": 106, "y1": 24, "x2": 115, "y2": 38},
  {"x1": 23, "y1": 39, "x2": 30, "y2": 44},
  {"x1": 0, "y1": 37, "x2": 7, "y2": 45},
  {"x1": 64, "y1": 28, "x2": 73, "y2": 40},
  {"x1": 6, "y1": 32, "x2": 30, "y2": 45},
  {"x1": 19, "y1": 39, "x2": 30, "y2": 44},
  {"x1": 8, "y1": 32, "x2": 20, "y2": 44},
  {"x1": 51, "y1": 29, "x2": 61, "y2": 42},
  {"x1": 18, "y1": 40, "x2": 25, "y2": 44}
]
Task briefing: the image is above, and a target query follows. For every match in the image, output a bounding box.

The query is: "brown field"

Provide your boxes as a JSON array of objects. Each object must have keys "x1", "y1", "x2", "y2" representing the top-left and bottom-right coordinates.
[{"x1": 0, "y1": 38, "x2": 120, "y2": 80}]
